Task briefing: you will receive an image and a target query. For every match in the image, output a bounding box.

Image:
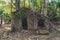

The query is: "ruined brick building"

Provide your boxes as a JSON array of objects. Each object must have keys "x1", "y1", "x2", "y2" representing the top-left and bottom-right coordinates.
[{"x1": 11, "y1": 7, "x2": 49, "y2": 32}]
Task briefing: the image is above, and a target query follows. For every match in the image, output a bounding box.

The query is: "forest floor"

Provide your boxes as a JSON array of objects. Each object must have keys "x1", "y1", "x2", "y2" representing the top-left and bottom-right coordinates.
[
  {"x1": 0, "y1": 21, "x2": 60, "y2": 40},
  {"x1": 49, "y1": 20, "x2": 60, "y2": 40}
]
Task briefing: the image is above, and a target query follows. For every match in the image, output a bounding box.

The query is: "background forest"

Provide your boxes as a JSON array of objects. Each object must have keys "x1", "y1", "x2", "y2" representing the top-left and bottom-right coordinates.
[{"x1": 0, "y1": 0, "x2": 60, "y2": 24}]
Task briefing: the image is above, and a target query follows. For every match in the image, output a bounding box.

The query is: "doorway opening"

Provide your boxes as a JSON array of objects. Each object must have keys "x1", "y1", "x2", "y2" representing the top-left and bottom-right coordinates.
[
  {"x1": 38, "y1": 19, "x2": 45, "y2": 28},
  {"x1": 22, "y1": 18, "x2": 28, "y2": 30}
]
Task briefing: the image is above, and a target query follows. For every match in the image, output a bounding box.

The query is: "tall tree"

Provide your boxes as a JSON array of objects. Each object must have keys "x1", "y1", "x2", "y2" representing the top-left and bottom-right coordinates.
[
  {"x1": 40, "y1": 0, "x2": 49, "y2": 32},
  {"x1": 11, "y1": 0, "x2": 22, "y2": 32}
]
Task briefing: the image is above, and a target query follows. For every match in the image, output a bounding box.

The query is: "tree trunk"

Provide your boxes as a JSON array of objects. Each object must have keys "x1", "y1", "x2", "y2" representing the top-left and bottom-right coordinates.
[
  {"x1": 40, "y1": 0, "x2": 49, "y2": 30},
  {"x1": 11, "y1": 12, "x2": 22, "y2": 32},
  {"x1": 11, "y1": 0, "x2": 22, "y2": 32},
  {"x1": 15, "y1": 0, "x2": 20, "y2": 10},
  {"x1": 40, "y1": 0, "x2": 47, "y2": 16}
]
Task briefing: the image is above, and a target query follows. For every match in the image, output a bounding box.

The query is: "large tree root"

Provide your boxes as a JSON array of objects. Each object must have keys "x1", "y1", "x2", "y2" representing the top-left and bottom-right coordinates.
[{"x1": 40, "y1": 14, "x2": 60, "y2": 34}]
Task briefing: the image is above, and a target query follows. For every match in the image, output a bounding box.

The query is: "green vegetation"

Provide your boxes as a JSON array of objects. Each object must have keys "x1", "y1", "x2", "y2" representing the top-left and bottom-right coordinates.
[
  {"x1": 0, "y1": 9, "x2": 3, "y2": 15},
  {"x1": 0, "y1": 0, "x2": 60, "y2": 23},
  {"x1": 16, "y1": 9, "x2": 25, "y2": 20}
]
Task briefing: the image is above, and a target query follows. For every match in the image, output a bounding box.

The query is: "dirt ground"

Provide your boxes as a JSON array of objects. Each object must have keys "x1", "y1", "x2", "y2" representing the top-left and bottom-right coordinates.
[
  {"x1": 0, "y1": 27, "x2": 49, "y2": 40},
  {"x1": 49, "y1": 21, "x2": 60, "y2": 40},
  {"x1": 0, "y1": 22, "x2": 60, "y2": 40}
]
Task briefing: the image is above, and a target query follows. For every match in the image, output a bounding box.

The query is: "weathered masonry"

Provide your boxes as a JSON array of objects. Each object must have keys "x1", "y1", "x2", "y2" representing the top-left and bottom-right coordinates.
[
  {"x1": 22, "y1": 8, "x2": 45, "y2": 30},
  {"x1": 12, "y1": 7, "x2": 48, "y2": 31}
]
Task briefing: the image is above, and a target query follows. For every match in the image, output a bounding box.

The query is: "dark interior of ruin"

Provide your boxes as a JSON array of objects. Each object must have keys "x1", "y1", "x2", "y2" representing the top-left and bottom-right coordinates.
[
  {"x1": 22, "y1": 18, "x2": 28, "y2": 30},
  {"x1": 22, "y1": 17, "x2": 45, "y2": 30},
  {"x1": 38, "y1": 19, "x2": 45, "y2": 27}
]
